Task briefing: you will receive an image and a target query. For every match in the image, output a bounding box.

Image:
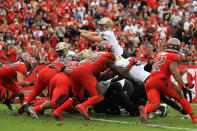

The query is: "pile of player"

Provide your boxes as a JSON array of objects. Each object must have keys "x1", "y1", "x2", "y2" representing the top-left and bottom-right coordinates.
[{"x1": 0, "y1": 17, "x2": 197, "y2": 124}]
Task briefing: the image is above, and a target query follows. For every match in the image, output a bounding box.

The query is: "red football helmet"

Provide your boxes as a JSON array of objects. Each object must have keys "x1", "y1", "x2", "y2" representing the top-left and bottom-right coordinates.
[{"x1": 21, "y1": 57, "x2": 37, "y2": 72}]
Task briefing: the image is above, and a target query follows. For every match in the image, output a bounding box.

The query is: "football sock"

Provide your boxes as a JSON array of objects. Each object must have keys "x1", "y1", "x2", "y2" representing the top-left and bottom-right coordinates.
[
  {"x1": 55, "y1": 98, "x2": 73, "y2": 114},
  {"x1": 145, "y1": 103, "x2": 157, "y2": 113},
  {"x1": 179, "y1": 98, "x2": 195, "y2": 117},
  {"x1": 82, "y1": 95, "x2": 104, "y2": 109}
]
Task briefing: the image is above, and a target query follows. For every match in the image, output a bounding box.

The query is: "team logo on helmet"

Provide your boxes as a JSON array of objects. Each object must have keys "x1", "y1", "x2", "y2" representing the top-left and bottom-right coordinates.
[
  {"x1": 78, "y1": 49, "x2": 92, "y2": 61},
  {"x1": 98, "y1": 17, "x2": 113, "y2": 31},
  {"x1": 56, "y1": 42, "x2": 69, "y2": 58}
]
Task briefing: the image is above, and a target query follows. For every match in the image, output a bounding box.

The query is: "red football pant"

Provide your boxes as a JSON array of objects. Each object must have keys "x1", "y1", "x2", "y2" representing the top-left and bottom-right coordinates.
[
  {"x1": 49, "y1": 72, "x2": 70, "y2": 108},
  {"x1": 70, "y1": 67, "x2": 104, "y2": 108},
  {"x1": 145, "y1": 77, "x2": 194, "y2": 115},
  {"x1": 0, "y1": 79, "x2": 20, "y2": 93},
  {"x1": 25, "y1": 67, "x2": 59, "y2": 103},
  {"x1": 0, "y1": 86, "x2": 6, "y2": 102},
  {"x1": 54, "y1": 66, "x2": 104, "y2": 114}
]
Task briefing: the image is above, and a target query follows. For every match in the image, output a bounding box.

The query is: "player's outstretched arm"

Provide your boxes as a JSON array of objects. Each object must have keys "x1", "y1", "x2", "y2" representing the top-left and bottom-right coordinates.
[
  {"x1": 79, "y1": 30, "x2": 98, "y2": 36},
  {"x1": 80, "y1": 32, "x2": 104, "y2": 42},
  {"x1": 169, "y1": 61, "x2": 186, "y2": 89},
  {"x1": 16, "y1": 71, "x2": 33, "y2": 87}
]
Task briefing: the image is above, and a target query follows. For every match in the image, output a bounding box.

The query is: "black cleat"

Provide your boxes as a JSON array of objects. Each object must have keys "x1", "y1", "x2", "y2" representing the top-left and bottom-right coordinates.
[
  {"x1": 2, "y1": 99, "x2": 14, "y2": 111},
  {"x1": 18, "y1": 103, "x2": 28, "y2": 114},
  {"x1": 159, "y1": 104, "x2": 168, "y2": 117}
]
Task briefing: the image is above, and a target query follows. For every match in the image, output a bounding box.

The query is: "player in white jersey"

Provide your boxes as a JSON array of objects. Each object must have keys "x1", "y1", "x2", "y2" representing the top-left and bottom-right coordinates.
[{"x1": 68, "y1": 17, "x2": 129, "y2": 58}]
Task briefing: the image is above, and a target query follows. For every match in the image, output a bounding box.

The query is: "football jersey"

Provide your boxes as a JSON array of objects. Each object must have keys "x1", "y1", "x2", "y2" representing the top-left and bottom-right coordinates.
[
  {"x1": 99, "y1": 30, "x2": 123, "y2": 56},
  {"x1": 0, "y1": 61, "x2": 27, "y2": 79},
  {"x1": 80, "y1": 52, "x2": 115, "y2": 76},
  {"x1": 115, "y1": 56, "x2": 150, "y2": 83},
  {"x1": 149, "y1": 51, "x2": 181, "y2": 79}
]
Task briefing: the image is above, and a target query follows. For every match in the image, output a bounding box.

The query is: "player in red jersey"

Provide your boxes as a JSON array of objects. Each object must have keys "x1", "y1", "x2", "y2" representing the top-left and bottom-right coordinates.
[
  {"x1": 0, "y1": 55, "x2": 37, "y2": 110},
  {"x1": 25, "y1": 60, "x2": 79, "y2": 119},
  {"x1": 139, "y1": 38, "x2": 197, "y2": 124},
  {"x1": 52, "y1": 48, "x2": 136, "y2": 120},
  {"x1": 18, "y1": 42, "x2": 70, "y2": 114}
]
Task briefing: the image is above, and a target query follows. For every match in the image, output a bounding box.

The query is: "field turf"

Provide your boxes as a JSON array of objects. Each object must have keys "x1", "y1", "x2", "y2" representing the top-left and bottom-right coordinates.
[{"x1": 0, "y1": 104, "x2": 197, "y2": 131}]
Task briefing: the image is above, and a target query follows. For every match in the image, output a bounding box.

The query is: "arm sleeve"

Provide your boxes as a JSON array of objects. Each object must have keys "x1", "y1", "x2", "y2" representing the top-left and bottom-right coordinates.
[{"x1": 17, "y1": 63, "x2": 27, "y2": 75}]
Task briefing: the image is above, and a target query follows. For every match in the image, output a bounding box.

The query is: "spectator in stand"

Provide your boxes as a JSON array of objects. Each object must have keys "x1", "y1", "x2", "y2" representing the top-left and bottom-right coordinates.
[
  {"x1": 46, "y1": 47, "x2": 57, "y2": 63},
  {"x1": 7, "y1": 43, "x2": 18, "y2": 64},
  {"x1": 77, "y1": 38, "x2": 88, "y2": 52},
  {"x1": 180, "y1": 67, "x2": 194, "y2": 103},
  {"x1": 56, "y1": 22, "x2": 65, "y2": 42}
]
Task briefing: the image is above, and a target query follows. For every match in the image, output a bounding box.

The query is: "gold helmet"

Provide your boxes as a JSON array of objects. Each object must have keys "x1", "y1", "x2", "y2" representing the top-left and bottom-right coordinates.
[
  {"x1": 78, "y1": 49, "x2": 92, "y2": 60},
  {"x1": 56, "y1": 42, "x2": 69, "y2": 58},
  {"x1": 98, "y1": 17, "x2": 113, "y2": 31}
]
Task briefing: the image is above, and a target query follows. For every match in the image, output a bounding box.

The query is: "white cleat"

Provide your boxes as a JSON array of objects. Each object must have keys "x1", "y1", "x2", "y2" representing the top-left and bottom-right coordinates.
[{"x1": 181, "y1": 114, "x2": 191, "y2": 119}]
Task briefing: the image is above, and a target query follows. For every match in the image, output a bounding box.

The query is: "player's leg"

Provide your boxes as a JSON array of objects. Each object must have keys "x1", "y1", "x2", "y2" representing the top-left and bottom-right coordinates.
[
  {"x1": 139, "y1": 78, "x2": 161, "y2": 124},
  {"x1": 74, "y1": 71, "x2": 104, "y2": 120},
  {"x1": 52, "y1": 69, "x2": 84, "y2": 120},
  {"x1": 161, "y1": 80, "x2": 197, "y2": 123},
  {"x1": 160, "y1": 95, "x2": 187, "y2": 115},
  {"x1": 107, "y1": 81, "x2": 138, "y2": 115}
]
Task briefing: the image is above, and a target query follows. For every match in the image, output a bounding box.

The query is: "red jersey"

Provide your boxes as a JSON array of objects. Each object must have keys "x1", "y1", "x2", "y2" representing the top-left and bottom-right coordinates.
[
  {"x1": 0, "y1": 61, "x2": 27, "y2": 79},
  {"x1": 150, "y1": 51, "x2": 181, "y2": 79},
  {"x1": 88, "y1": 52, "x2": 115, "y2": 76},
  {"x1": 47, "y1": 51, "x2": 58, "y2": 63}
]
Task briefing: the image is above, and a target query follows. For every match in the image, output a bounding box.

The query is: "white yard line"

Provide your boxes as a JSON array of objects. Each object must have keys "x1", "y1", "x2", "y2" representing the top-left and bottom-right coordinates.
[{"x1": 69, "y1": 115, "x2": 196, "y2": 131}]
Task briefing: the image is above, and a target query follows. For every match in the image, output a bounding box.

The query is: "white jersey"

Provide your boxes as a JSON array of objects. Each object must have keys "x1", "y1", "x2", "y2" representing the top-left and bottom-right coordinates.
[
  {"x1": 99, "y1": 30, "x2": 123, "y2": 56},
  {"x1": 115, "y1": 56, "x2": 150, "y2": 83}
]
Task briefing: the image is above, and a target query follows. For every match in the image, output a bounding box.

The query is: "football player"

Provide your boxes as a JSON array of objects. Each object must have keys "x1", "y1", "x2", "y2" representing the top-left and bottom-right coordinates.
[
  {"x1": 52, "y1": 47, "x2": 136, "y2": 120},
  {"x1": 68, "y1": 17, "x2": 129, "y2": 58},
  {"x1": 139, "y1": 38, "x2": 197, "y2": 124}
]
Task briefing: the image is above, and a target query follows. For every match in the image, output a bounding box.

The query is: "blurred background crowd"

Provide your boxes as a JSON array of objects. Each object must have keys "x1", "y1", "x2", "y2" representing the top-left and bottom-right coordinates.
[{"x1": 0, "y1": 0, "x2": 196, "y2": 65}]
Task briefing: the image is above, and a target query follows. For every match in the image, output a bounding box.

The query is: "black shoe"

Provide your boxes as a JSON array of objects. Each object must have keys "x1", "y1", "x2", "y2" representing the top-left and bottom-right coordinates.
[
  {"x1": 159, "y1": 104, "x2": 168, "y2": 117},
  {"x1": 18, "y1": 103, "x2": 28, "y2": 114},
  {"x1": 2, "y1": 99, "x2": 14, "y2": 111}
]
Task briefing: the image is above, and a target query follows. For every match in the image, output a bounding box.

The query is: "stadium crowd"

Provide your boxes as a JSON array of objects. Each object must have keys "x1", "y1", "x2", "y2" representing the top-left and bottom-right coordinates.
[
  {"x1": 0, "y1": 0, "x2": 196, "y2": 65},
  {"x1": 0, "y1": 0, "x2": 197, "y2": 124}
]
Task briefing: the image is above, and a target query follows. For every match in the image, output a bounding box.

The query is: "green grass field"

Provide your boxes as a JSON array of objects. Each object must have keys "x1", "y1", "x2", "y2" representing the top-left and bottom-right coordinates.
[{"x1": 0, "y1": 104, "x2": 197, "y2": 131}]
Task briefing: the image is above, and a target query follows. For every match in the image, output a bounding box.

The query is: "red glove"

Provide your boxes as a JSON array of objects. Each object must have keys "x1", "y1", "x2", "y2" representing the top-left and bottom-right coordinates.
[{"x1": 128, "y1": 57, "x2": 137, "y2": 68}]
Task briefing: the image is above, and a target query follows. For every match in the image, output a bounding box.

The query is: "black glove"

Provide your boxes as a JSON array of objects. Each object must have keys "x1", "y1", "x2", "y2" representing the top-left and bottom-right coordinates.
[
  {"x1": 59, "y1": 66, "x2": 66, "y2": 72},
  {"x1": 68, "y1": 28, "x2": 81, "y2": 36},
  {"x1": 29, "y1": 80, "x2": 36, "y2": 86}
]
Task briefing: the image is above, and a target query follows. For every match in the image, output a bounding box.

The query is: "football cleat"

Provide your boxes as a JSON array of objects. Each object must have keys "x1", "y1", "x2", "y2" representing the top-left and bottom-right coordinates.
[
  {"x1": 75, "y1": 104, "x2": 90, "y2": 120},
  {"x1": 159, "y1": 104, "x2": 168, "y2": 117},
  {"x1": 2, "y1": 99, "x2": 14, "y2": 111},
  {"x1": 139, "y1": 106, "x2": 147, "y2": 124},
  {"x1": 26, "y1": 106, "x2": 39, "y2": 119},
  {"x1": 52, "y1": 111, "x2": 64, "y2": 121},
  {"x1": 181, "y1": 114, "x2": 191, "y2": 119},
  {"x1": 18, "y1": 102, "x2": 28, "y2": 114},
  {"x1": 149, "y1": 112, "x2": 157, "y2": 119}
]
